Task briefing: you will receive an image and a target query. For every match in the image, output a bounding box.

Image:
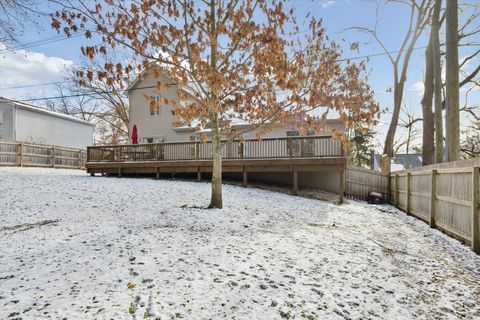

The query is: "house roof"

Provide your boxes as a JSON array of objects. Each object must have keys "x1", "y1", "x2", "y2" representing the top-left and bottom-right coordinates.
[{"x1": 0, "y1": 97, "x2": 95, "y2": 126}]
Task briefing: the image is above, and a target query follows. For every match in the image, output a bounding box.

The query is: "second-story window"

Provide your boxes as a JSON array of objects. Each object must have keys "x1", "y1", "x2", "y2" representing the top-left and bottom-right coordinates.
[{"x1": 150, "y1": 95, "x2": 161, "y2": 116}]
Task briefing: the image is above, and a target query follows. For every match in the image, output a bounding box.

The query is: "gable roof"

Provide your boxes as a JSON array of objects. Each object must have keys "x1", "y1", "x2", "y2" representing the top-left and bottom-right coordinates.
[{"x1": 0, "y1": 97, "x2": 94, "y2": 126}]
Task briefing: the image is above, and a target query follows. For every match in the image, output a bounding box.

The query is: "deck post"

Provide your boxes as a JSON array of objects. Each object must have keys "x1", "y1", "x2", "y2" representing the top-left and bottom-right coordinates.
[
  {"x1": 430, "y1": 169, "x2": 437, "y2": 228},
  {"x1": 339, "y1": 168, "x2": 345, "y2": 204},
  {"x1": 197, "y1": 172, "x2": 202, "y2": 182},
  {"x1": 156, "y1": 167, "x2": 160, "y2": 179},
  {"x1": 118, "y1": 167, "x2": 122, "y2": 178},
  {"x1": 293, "y1": 171, "x2": 298, "y2": 195},
  {"x1": 243, "y1": 171, "x2": 248, "y2": 187},
  {"x1": 471, "y1": 167, "x2": 480, "y2": 253},
  {"x1": 52, "y1": 146, "x2": 56, "y2": 168}
]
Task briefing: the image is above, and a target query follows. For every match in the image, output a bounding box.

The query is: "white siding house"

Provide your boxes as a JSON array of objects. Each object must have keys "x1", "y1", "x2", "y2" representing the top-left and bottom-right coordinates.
[
  {"x1": 0, "y1": 98, "x2": 94, "y2": 149},
  {"x1": 127, "y1": 70, "x2": 345, "y2": 143}
]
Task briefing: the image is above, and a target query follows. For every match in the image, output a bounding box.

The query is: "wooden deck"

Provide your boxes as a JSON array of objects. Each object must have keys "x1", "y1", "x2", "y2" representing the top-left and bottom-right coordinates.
[{"x1": 86, "y1": 135, "x2": 347, "y2": 202}]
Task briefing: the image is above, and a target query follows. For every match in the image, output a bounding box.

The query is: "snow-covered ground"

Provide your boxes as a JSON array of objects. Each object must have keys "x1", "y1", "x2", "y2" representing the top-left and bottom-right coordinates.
[{"x1": 1, "y1": 167, "x2": 479, "y2": 320}]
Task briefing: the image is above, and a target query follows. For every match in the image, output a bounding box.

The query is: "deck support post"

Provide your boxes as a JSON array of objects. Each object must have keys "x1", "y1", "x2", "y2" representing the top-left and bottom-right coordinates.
[
  {"x1": 243, "y1": 171, "x2": 248, "y2": 187},
  {"x1": 156, "y1": 167, "x2": 160, "y2": 179},
  {"x1": 339, "y1": 168, "x2": 345, "y2": 204},
  {"x1": 430, "y1": 170, "x2": 437, "y2": 228},
  {"x1": 471, "y1": 167, "x2": 480, "y2": 254},
  {"x1": 90, "y1": 172, "x2": 95, "y2": 177},
  {"x1": 197, "y1": 172, "x2": 202, "y2": 182},
  {"x1": 118, "y1": 168, "x2": 122, "y2": 178},
  {"x1": 293, "y1": 171, "x2": 298, "y2": 195}
]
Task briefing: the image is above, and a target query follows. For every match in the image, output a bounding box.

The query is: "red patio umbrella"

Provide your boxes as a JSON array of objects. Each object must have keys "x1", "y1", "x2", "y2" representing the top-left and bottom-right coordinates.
[{"x1": 132, "y1": 125, "x2": 138, "y2": 144}]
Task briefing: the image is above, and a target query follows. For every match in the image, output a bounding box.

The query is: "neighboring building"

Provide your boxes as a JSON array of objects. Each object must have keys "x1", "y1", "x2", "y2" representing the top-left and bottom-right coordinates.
[
  {"x1": 372, "y1": 153, "x2": 423, "y2": 172},
  {"x1": 127, "y1": 69, "x2": 345, "y2": 144},
  {"x1": 0, "y1": 98, "x2": 94, "y2": 149}
]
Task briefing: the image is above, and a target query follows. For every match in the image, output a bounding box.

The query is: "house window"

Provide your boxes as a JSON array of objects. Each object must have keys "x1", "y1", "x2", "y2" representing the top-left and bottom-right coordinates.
[{"x1": 150, "y1": 95, "x2": 161, "y2": 116}]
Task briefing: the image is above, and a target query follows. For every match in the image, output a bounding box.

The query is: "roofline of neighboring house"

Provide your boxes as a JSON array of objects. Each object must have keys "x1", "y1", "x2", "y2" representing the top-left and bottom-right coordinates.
[{"x1": 0, "y1": 97, "x2": 95, "y2": 127}]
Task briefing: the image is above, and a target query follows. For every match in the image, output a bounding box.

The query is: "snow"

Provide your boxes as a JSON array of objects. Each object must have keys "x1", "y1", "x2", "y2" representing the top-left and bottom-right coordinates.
[{"x1": 1, "y1": 167, "x2": 479, "y2": 319}]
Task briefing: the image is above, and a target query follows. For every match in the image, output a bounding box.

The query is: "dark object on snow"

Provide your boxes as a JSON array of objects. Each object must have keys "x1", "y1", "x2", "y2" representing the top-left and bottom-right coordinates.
[{"x1": 366, "y1": 191, "x2": 385, "y2": 204}]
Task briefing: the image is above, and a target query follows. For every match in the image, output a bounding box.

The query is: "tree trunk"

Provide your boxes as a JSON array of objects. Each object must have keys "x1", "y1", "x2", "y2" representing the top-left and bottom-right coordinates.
[
  {"x1": 383, "y1": 70, "x2": 403, "y2": 158},
  {"x1": 445, "y1": 0, "x2": 460, "y2": 161},
  {"x1": 421, "y1": 33, "x2": 435, "y2": 165},
  {"x1": 209, "y1": 118, "x2": 223, "y2": 208},
  {"x1": 432, "y1": 0, "x2": 444, "y2": 163},
  {"x1": 207, "y1": 0, "x2": 223, "y2": 209}
]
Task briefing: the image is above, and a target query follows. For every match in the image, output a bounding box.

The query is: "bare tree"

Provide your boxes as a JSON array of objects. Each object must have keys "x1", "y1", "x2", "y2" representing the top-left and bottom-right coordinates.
[
  {"x1": 394, "y1": 107, "x2": 422, "y2": 154},
  {"x1": 349, "y1": 0, "x2": 433, "y2": 171},
  {"x1": 432, "y1": 0, "x2": 444, "y2": 163},
  {"x1": 421, "y1": 29, "x2": 434, "y2": 165},
  {"x1": 445, "y1": 0, "x2": 460, "y2": 161}
]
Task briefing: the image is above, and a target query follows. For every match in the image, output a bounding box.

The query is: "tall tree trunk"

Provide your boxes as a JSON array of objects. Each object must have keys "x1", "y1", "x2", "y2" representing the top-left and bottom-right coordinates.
[
  {"x1": 383, "y1": 69, "x2": 403, "y2": 158},
  {"x1": 421, "y1": 33, "x2": 435, "y2": 165},
  {"x1": 208, "y1": 0, "x2": 223, "y2": 209},
  {"x1": 445, "y1": 0, "x2": 460, "y2": 161},
  {"x1": 432, "y1": 0, "x2": 444, "y2": 163}
]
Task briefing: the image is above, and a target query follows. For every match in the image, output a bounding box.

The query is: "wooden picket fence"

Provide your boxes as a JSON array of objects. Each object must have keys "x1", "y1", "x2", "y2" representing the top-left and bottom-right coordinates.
[
  {"x1": 345, "y1": 166, "x2": 389, "y2": 200},
  {"x1": 345, "y1": 160, "x2": 480, "y2": 254},
  {"x1": 0, "y1": 140, "x2": 87, "y2": 169},
  {"x1": 391, "y1": 164, "x2": 480, "y2": 253}
]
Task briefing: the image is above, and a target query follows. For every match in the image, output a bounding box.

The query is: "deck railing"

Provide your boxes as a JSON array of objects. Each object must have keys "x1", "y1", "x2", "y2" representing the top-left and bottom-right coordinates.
[{"x1": 87, "y1": 135, "x2": 343, "y2": 163}]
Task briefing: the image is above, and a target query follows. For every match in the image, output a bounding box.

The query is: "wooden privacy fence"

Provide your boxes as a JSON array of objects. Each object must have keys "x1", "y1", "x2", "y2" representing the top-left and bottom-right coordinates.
[
  {"x1": 0, "y1": 141, "x2": 87, "y2": 169},
  {"x1": 391, "y1": 167, "x2": 480, "y2": 253},
  {"x1": 87, "y1": 135, "x2": 343, "y2": 163},
  {"x1": 345, "y1": 166, "x2": 389, "y2": 200}
]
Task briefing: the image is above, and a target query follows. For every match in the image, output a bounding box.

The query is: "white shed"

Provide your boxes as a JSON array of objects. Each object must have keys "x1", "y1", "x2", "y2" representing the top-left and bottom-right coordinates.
[{"x1": 0, "y1": 98, "x2": 94, "y2": 149}]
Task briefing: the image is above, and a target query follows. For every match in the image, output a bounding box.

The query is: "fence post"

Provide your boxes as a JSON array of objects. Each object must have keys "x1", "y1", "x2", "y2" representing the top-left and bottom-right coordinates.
[
  {"x1": 471, "y1": 167, "x2": 479, "y2": 254},
  {"x1": 395, "y1": 174, "x2": 399, "y2": 207},
  {"x1": 430, "y1": 169, "x2": 437, "y2": 228},
  {"x1": 406, "y1": 172, "x2": 411, "y2": 215},
  {"x1": 51, "y1": 146, "x2": 56, "y2": 168}
]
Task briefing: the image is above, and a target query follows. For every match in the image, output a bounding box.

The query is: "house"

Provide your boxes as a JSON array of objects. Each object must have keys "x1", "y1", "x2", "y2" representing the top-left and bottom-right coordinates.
[
  {"x1": 87, "y1": 69, "x2": 348, "y2": 199},
  {"x1": 126, "y1": 69, "x2": 345, "y2": 143},
  {"x1": 0, "y1": 97, "x2": 94, "y2": 149},
  {"x1": 372, "y1": 153, "x2": 423, "y2": 172}
]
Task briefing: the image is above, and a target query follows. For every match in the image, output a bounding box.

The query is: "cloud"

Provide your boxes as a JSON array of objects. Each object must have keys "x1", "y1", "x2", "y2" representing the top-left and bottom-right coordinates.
[
  {"x1": 321, "y1": 1, "x2": 336, "y2": 8},
  {"x1": 410, "y1": 80, "x2": 424, "y2": 96},
  {"x1": 0, "y1": 44, "x2": 73, "y2": 100}
]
